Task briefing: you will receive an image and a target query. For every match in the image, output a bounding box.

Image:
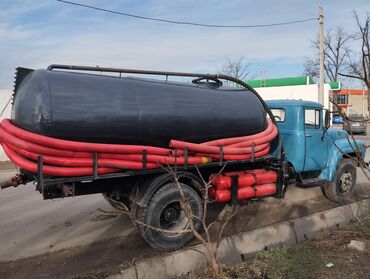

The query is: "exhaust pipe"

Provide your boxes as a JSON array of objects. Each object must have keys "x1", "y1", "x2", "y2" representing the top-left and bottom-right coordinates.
[{"x1": 0, "y1": 176, "x2": 23, "y2": 189}]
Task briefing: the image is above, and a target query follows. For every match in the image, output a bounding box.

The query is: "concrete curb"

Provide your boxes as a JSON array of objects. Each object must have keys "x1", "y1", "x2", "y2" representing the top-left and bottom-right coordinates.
[{"x1": 108, "y1": 199, "x2": 370, "y2": 279}]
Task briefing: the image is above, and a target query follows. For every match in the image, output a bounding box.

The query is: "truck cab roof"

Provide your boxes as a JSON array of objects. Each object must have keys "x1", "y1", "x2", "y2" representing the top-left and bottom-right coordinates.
[{"x1": 266, "y1": 99, "x2": 323, "y2": 108}]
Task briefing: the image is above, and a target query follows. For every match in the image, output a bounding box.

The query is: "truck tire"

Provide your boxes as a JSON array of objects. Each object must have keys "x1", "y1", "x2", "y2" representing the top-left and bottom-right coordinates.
[
  {"x1": 133, "y1": 182, "x2": 203, "y2": 251},
  {"x1": 323, "y1": 158, "x2": 356, "y2": 203}
]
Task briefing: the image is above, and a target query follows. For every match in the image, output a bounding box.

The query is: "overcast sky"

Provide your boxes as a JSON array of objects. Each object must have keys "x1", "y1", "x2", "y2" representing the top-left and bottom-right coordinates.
[{"x1": 0, "y1": 0, "x2": 369, "y2": 89}]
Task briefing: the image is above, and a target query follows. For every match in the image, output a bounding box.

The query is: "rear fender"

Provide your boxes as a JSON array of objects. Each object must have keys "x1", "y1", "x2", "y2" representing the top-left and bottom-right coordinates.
[{"x1": 131, "y1": 172, "x2": 203, "y2": 208}]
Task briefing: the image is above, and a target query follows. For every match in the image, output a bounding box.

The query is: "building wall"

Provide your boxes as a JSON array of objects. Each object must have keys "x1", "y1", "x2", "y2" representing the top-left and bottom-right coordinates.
[
  {"x1": 348, "y1": 94, "x2": 368, "y2": 115},
  {"x1": 253, "y1": 84, "x2": 331, "y2": 109},
  {"x1": 0, "y1": 90, "x2": 12, "y2": 161}
]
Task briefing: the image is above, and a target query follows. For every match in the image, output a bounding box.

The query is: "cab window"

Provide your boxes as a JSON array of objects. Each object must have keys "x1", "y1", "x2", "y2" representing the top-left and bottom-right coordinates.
[
  {"x1": 270, "y1": 108, "x2": 285, "y2": 122},
  {"x1": 305, "y1": 109, "x2": 320, "y2": 129}
]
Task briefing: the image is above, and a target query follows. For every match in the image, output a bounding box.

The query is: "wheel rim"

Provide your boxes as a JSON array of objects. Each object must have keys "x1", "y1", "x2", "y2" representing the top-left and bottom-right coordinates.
[
  {"x1": 159, "y1": 202, "x2": 189, "y2": 237},
  {"x1": 339, "y1": 171, "x2": 353, "y2": 193}
]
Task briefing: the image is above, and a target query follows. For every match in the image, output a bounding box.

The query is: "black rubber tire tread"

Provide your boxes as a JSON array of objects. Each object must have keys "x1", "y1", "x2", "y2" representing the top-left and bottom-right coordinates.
[
  {"x1": 323, "y1": 158, "x2": 356, "y2": 203},
  {"x1": 134, "y1": 182, "x2": 203, "y2": 251}
]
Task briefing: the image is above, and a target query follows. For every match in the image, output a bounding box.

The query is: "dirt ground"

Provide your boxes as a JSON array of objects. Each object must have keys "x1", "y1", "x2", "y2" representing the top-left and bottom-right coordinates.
[
  {"x1": 0, "y1": 193, "x2": 368, "y2": 279},
  {"x1": 0, "y1": 161, "x2": 368, "y2": 278},
  {"x1": 191, "y1": 217, "x2": 370, "y2": 279},
  {"x1": 0, "y1": 187, "x2": 343, "y2": 279}
]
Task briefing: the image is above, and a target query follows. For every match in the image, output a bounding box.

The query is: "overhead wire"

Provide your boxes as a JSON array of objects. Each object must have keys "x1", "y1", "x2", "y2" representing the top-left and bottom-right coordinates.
[{"x1": 56, "y1": 0, "x2": 318, "y2": 28}]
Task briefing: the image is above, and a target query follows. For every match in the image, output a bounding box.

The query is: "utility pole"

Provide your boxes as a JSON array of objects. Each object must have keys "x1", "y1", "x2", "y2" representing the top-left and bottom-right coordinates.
[
  {"x1": 319, "y1": 7, "x2": 324, "y2": 105},
  {"x1": 362, "y1": 87, "x2": 365, "y2": 116}
]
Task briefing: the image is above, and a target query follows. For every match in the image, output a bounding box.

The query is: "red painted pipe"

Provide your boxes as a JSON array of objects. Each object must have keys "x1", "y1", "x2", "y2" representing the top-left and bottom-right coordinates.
[
  {"x1": 224, "y1": 169, "x2": 278, "y2": 185},
  {"x1": 211, "y1": 169, "x2": 277, "y2": 189},
  {"x1": 208, "y1": 186, "x2": 216, "y2": 199},
  {"x1": 255, "y1": 170, "x2": 278, "y2": 184},
  {"x1": 215, "y1": 183, "x2": 277, "y2": 202},
  {"x1": 246, "y1": 169, "x2": 268, "y2": 174},
  {"x1": 211, "y1": 173, "x2": 255, "y2": 189}
]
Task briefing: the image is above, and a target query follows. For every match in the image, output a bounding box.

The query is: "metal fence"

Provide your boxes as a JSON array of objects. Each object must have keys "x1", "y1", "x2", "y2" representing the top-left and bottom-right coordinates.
[{"x1": 0, "y1": 90, "x2": 12, "y2": 161}]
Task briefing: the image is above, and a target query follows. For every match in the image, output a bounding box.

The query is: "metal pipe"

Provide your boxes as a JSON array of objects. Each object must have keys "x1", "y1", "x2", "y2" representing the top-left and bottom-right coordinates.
[
  {"x1": 0, "y1": 179, "x2": 14, "y2": 189},
  {"x1": 0, "y1": 176, "x2": 22, "y2": 189}
]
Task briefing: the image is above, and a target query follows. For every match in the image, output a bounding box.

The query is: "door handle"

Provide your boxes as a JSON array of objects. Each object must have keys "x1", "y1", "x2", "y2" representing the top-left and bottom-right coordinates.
[{"x1": 305, "y1": 135, "x2": 312, "y2": 137}]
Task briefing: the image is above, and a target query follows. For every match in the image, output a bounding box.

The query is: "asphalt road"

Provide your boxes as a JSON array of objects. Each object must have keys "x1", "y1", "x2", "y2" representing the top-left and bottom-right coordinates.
[
  {"x1": 0, "y1": 126, "x2": 369, "y2": 278},
  {"x1": 0, "y1": 176, "x2": 135, "y2": 261}
]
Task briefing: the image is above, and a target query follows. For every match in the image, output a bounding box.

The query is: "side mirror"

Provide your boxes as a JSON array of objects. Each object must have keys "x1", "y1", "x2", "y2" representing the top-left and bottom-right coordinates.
[{"x1": 324, "y1": 109, "x2": 330, "y2": 128}]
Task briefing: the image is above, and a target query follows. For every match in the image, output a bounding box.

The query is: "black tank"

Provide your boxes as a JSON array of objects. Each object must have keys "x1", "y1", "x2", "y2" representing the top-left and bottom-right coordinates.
[{"x1": 11, "y1": 68, "x2": 267, "y2": 147}]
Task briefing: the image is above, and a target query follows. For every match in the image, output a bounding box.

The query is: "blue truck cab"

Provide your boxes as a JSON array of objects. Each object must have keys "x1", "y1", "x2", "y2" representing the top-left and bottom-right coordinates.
[{"x1": 267, "y1": 99, "x2": 366, "y2": 202}]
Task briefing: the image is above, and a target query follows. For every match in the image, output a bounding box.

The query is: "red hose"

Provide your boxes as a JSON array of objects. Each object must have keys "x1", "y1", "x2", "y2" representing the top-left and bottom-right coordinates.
[
  {"x1": 7, "y1": 143, "x2": 159, "y2": 169},
  {"x1": 1, "y1": 119, "x2": 171, "y2": 156},
  {"x1": 170, "y1": 119, "x2": 277, "y2": 154},
  {"x1": 0, "y1": 126, "x2": 92, "y2": 158},
  {"x1": 0, "y1": 118, "x2": 277, "y2": 177},
  {"x1": 195, "y1": 145, "x2": 270, "y2": 160},
  {"x1": 204, "y1": 119, "x2": 275, "y2": 146},
  {"x1": 2, "y1": 144, "x2": 119, "y2": 176}
]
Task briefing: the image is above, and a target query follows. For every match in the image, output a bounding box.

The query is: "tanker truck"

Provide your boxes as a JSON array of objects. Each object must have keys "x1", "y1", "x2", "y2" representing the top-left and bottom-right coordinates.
[{"x1": 0, "y1": 65, "x2": 366, "y2": 251}]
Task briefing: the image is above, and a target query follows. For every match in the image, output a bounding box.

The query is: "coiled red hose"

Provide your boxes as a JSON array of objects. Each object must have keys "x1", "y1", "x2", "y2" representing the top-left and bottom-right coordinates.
[{"x1": 0, "y1": 118, "x2": 277, "y2": 177}]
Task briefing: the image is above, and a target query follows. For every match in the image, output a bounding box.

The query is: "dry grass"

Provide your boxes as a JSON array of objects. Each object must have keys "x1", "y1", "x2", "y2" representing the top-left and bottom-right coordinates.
[{"x1": 189, "y1": 218, "x2": 370, "y2": 279}]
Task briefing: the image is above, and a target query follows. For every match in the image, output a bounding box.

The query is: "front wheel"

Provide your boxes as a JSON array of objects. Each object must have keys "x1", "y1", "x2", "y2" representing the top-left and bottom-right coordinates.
[
  {"x1": 323, "y1": 158, "x2": 356, "y2": 203},
  {"x1": 133, "y1": 182, "x2": 203, "y2": 251}
]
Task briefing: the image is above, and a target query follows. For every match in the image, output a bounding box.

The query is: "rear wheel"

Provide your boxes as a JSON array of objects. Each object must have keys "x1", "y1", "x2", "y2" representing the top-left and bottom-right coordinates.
[
  {"x1": 133, "y1": 182, "x2": 203, "y2": 251},
  {"x1": 323, "y1": 158, "x2": 356, "y2": 203}
]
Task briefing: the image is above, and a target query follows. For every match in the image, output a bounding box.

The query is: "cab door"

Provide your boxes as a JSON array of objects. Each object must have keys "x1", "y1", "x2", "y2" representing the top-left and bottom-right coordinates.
[{"x1": 303, "y1": 107, "x2": 328, "y2": 171}]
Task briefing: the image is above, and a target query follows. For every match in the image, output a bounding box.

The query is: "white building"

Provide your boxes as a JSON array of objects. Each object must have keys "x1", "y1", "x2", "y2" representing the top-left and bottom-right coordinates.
[
  {"x1": 244, "y1": 76, "x2": 340, "y2": 110},
  {"x1": 0, "y1": 90, "x2": 12, "y2": 161}
]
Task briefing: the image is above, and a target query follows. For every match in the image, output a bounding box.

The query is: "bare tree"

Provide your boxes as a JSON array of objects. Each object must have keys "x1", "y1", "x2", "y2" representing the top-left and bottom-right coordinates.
[
  {"x1": 338, "y1": 12, "x2": 370, "y2": 112},
  {"x1": 100, "y1": 164, "x2": 240, "y2": 277},
  {"x1": 303, "y1": 26, "x2": 351, "y2": 82},
  {"x1": 221, "y1": 56, "x2": 252, "y2": 82},
  {"x1": 303, "y1": 57, "x2": 320, "y2": 79}
]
